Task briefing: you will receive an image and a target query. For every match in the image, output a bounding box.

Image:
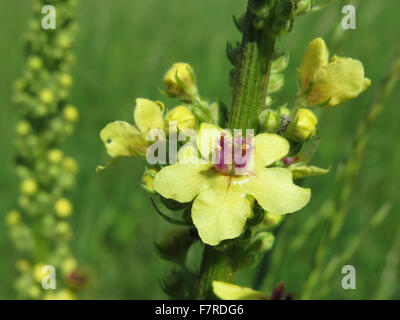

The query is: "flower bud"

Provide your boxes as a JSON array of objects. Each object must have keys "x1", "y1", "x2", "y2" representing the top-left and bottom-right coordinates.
[
  {"x1": 141, "y1": 168, "x2": 158, "y2": 193},
  {"x1": 155, "y1": 229, "x2": 195, "y2": 264},
  {"x1": 63, "y1": 157, "x2": 79, "y2": 174},
  {"x1": 271, "y1": 55, "x2": 289, "y2": 74},
  {"x1": 14, "y1": 79, "x2": 26, "y2": 92},
  {"x1": 247, "y1": 232, "x2": 275, "y2": 253},
  {"x1": 15, "y1": 259, "x2": 31, "y2": 273},
  {"x1": 262, "y1": 212, "x2": 284, "y2": 230},
  {"x1": 33, "y1": 263, "x2": 46, "y2": 282},
  {"x1": 268, "y1": 73, "x2": 284, "y2": 94},
  {"x1": 16, "y1": 121, "x2": 31, "y2": 136},
  {"x1": 55, "y1": 198, "x2": 73, "y2": 218},
  {"x1": 165, "y1": 106, "x2": 196, "y2": 132},
  {"x1": 28, "y1": 285, "x2": 41, "y2": 299},
  {"x1": 288, "y1": 108, "x2": 317, "y2": 141},
  {"x1": 58, "y1": 73, "x2": 73, "y2": 88},
  {"x1": 28, "y1": 56, "x2": 43, "y2": 71},
  {"x1": 63, "y1": 105, "x2": 79, "y2": 123},
  {"x1": 47, "y1": 149, "x2": 64, "y2": 164},
  {"x1": 6, "y1": 210, "x2": 22, "y2": 226},
  {"x1": 20, "y1": 178, "x2": 38, "y2": 196},
  {"x1": 259, "y1": 109, "x2": 279, "y2": 133},
  {"x1": 56, "y1": 221, "x2": 73, "y2": 240},
  {"x1": 44, "y1": 289, "x2": 76, "y2": 300},
  {"x1": 39, "y1": 89, "x2": 55, "y2": 105},
  {"x1": 57, "y1": 34, "x2": 72, "y2": 49},
  {"x1": 163, "y1": 63, "x2": 198, "y2": 100},
  {"x1": 62, "y1": 258, "x2": 77, "y2": 276},
  {"x1": 296, "y1": 0, "x2": 311, "y2": 15}
]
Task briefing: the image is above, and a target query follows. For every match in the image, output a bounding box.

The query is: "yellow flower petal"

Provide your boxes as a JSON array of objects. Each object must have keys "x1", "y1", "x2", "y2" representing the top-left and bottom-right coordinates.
[
  {"x1": 300, "y1": 37, "x2": 329, "y2": 92},
  {"x1": 309, "y1": 58, "x2": 371, "y2": 107},
  {"x1": 154, "y1": 162, "x2": 211, "y2": 203},
  {"x1": 254, "y1": 133, "x2": 290, "y2": 169},
  {"x1": 191, "y1": 175, "x2": 252, "y2": 245},
  {"x1": 196, "y1": 123, "x2": 225, "y2": 159},
  {"x1": 213, "y1": 281, "x2": 267, "y2": 300},
  {"x1": 100, "y1": 121, "x2": 146, "y2": 157},
  {"x1": 248, "y1": 167, "x2": 311, "y2": 215},
  {"x1": 165, "y1": 105, "x2": 196, "y2": 131},
  {"x1": 133, "y1": 98, "x2": 165, "y2": 134}
]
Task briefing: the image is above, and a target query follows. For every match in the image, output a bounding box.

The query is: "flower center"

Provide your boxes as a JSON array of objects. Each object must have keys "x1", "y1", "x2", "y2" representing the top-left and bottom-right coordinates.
[{"x1": 212, "y1": 133, "x2": 254, "y2": 176}]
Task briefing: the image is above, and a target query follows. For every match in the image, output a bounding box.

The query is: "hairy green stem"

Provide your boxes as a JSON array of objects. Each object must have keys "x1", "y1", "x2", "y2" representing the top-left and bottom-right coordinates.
[
  {"x1": 195, "y1": 1, "x2": 277, "y2": 299},
  {"x1": 228, "y1": 9, "x2": 275, "y2": 131},
  {"x1": 195, "y1": 246, "x2": 235, "y2": 299}
]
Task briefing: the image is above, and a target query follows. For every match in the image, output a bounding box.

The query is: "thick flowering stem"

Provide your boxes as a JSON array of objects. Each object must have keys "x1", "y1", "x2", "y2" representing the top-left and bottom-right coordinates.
[
  {"x1": 228, "y1": 9, "x2": 276, "y2": 131},
  {"x1": 196, "y1": 0, "x2": 278, "y2": 299},
  {"x1": 195, "y1": 246, "x2": 235, "y2": 299}
]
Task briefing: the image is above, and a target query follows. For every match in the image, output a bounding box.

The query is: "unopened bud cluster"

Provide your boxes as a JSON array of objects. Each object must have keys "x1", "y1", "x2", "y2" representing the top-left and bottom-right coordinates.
[{"x1": 8, "y1": 0, "x2": 83, "y2": 300}]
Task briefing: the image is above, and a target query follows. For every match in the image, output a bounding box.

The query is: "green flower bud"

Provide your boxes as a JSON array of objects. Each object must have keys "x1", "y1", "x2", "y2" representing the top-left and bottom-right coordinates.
[
  {"x1": 28, "y1": 56, "x2": 43, "y2": 71},
  {"x1": 263, "y1": 212, "x2": 284, "y2": 230},
  {"x1": 259, "y1": 109, "x2": 279, "y2": 133},
  {"x1": 248, "y1": 232, "x2": 275, "y2": 253},
  {"x1": 63, "y1": 157, "x2": 79, "y2": 174},
  {"x1": 268, "y1": 73, "x2": 284, "y2": 94},
  {"x1": 296, "y1": 0, "x2": 311, "y2": 15},
  {"x1": 155, "y1": 229, "x2": 196, "y2": 264},
  {"x1": 57, "y1": 34, "x2": 72, "y2": 49},
  {"x1": 56, "y1": 221, "x2": 73, "y2": 240},
  {"x1": 271, "y1": 55, "x2": 289, "y2": 74},
  {"x1": 6, "y1": 210, "x2": 22, "y2": 226},
  {"x1": 15, "y1": 259, "x2": 31, "y2": 273},
  {"x1": 16, "y1": 121, "x2": 31, "y2": 136}
]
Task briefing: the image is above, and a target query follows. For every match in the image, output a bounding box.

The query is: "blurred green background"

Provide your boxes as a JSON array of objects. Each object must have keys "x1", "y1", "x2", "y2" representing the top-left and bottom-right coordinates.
[{"x1": 1, "y1": 0, "x2": 399, "y2": 299}]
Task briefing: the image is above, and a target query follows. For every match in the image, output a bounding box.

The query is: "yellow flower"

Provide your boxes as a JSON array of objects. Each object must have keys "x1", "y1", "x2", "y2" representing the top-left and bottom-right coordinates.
[
  {"x1": 163, "y1": 63, "x2": 198, "y2": 99},
  {"x1": 165, "y1": 105, "x2": 196, "y2": 132},
  {"x1": 55, "y1": 198, "x2": 73, "y2": 218},
  {"x1": 289, "y1": 108, "x2": 318, "y2": 141},
  {"x1": 300, "y1": 37, "x2": 371, "y2": 107},
  {"x1": 63, "y1": 105, "x2": 79, "y2": 123},
  {"x1": 213, "y1": 281, "x2": 267, "y2": 300},
  {"x1": 154, "y1": 124, "x2": 310, "y2": 245},
  {"x1": 100, "y1": 98, "x2": 165, "y2": 158},
  {"x1": 20, "y1": 178, "x2": 38, "y2": 196}
]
